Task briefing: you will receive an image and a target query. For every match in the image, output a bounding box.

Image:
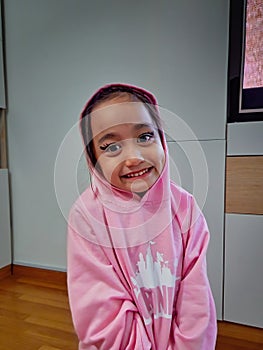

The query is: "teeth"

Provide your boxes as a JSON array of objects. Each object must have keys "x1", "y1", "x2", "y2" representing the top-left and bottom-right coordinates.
[{"x1": 126, "y1": 168, "x2": 149, "y2": 178}]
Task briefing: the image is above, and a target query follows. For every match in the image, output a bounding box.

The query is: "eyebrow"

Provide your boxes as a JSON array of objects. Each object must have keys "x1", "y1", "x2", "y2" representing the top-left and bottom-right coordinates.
[
  {"x1": 97, "y1": 132, "x2": 119, "y2": 145},
  {"x1": 97, "y1": 123, "x2": 153, "y2": 145},
  {"x1": 133, "y1": 123, "x2": 152, "y2": 131}
]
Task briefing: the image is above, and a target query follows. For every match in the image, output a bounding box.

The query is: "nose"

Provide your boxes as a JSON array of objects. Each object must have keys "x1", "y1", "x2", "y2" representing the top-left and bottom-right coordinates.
[
  {"x1": 124, "y1": 144, "x2": 144, "y2": 167},
  {"x1": 125, "y1": 157, "x2": 144, "y2": 167}
]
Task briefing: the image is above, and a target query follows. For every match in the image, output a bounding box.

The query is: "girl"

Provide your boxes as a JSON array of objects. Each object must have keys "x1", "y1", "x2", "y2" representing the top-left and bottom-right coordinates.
[{"x1": 67, "y1": 83, "x2": 217, "y2": 349}]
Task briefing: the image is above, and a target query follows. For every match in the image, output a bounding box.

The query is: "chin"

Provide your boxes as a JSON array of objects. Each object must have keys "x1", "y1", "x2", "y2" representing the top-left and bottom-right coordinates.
[{"x1": 128, "y1": 183, "x2": 151, "y2": 194}]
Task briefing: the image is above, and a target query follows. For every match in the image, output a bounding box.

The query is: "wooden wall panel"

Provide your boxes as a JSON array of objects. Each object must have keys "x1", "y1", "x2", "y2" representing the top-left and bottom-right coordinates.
[{"x1": 225, "y1": 156, "x2": 263, "y2": 214}]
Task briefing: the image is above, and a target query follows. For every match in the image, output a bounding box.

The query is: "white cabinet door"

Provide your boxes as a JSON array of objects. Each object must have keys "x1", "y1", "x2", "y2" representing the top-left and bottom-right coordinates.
[
  {"x1": 227, "y1": 122, "x2": 263, "y2": 156},
  {"x1": 224, "y1": 214, "x2": 263, "y2": 328}
]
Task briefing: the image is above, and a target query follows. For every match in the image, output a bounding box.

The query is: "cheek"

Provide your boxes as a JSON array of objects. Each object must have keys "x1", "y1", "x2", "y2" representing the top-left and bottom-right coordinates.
[
  {"x1": 98, "y1": 157, "x2": 121, "y2": 181},
  {"x1": 155, "y1": 145, "x2": 166, "y2": 169},
  {"x1": 161, "y1": 152, "x2": 165, "y2": 169}
]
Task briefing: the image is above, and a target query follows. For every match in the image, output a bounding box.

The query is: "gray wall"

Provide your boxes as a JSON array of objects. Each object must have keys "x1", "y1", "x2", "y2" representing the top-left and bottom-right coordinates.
[{"x1": 4, "y1": 0, "x2": 228, "y2": 318}]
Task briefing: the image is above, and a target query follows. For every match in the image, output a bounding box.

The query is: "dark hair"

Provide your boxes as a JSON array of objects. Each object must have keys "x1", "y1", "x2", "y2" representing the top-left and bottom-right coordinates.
[{"x1": 80, "y1": 84, "x2": 162, "y2": 167}]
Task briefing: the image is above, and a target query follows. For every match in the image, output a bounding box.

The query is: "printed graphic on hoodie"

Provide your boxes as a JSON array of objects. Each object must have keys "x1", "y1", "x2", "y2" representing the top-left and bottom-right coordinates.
[{"x1": 131, "y1": 242, "x2": 180, "y2": 325}]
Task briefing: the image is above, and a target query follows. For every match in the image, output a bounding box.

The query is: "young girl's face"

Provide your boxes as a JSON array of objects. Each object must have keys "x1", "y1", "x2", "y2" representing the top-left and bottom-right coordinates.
[{"x1": 90, "y1": 98, "x2": 165, "y2": 194}]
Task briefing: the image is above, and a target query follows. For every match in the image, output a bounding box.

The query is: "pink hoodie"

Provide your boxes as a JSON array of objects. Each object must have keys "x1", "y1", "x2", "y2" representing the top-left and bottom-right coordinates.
[{"x1": 67, "y1": 84, "x2": 217, "y2": 350}]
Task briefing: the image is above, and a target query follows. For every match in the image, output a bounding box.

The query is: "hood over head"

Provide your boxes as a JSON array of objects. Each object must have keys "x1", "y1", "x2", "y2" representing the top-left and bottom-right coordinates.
[
  {"x1": 73, "y1": 83, "x2": 187, "y2": 248},
  {"x1": 78, "y1": 83, "x2": 169, "y2": 207},
  {"x1": 80, "y1": 83, "x2": 167, "y2": 167}
]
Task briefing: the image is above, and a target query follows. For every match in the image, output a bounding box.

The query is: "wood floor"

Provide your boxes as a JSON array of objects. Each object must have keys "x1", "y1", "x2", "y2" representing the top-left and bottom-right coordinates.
[
  {"x1": 0, "y1": 266, "x2": 262, "y2": 350},
  {"x1": 0, "y1": 266, "x2": 78, "y2": 350}
]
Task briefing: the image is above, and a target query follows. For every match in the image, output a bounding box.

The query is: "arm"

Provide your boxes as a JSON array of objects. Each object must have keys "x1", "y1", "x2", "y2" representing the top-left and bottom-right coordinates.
[
  {"x1": 67, "y1": 206, "x2": 151, "y2": 350},
  {"x1": 170, "y1": 197, "x2": 217, "y2": 350}
]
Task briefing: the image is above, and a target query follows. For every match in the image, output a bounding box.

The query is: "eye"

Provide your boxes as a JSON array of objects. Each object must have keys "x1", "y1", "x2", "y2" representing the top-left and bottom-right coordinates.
[
  {"x1": 100, "y1": 142, "x2": 122, "y2": 154},
  {"x1": 137, "y1": 132, "x2": 154, "y2": 144}
]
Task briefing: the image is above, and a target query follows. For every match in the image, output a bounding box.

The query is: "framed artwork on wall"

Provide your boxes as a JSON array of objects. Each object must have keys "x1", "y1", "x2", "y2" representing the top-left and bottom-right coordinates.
[{"x1": 227, "y1": 0, "x2": 263, "y2": 122}]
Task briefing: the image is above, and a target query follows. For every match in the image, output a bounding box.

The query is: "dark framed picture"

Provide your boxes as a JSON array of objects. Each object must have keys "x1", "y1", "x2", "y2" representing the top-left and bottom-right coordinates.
[{"x1": 227, "y1": 0, "x2": 263, "y2": 122}]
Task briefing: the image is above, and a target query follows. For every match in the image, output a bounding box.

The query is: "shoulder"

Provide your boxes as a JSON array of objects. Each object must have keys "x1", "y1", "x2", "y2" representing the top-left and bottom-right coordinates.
[
  {"x1": 169, "y1": 180, "x2": 205, "y2": 233},
  {"x1": 70, "y1": 186, "x2": 97, "y2": 217},
  {"x1": 68, "y1": 187, "x2": 100, "y2": 239},
  {"x1": 170, "y1": 180, "x2": 194, "y2": 206}
]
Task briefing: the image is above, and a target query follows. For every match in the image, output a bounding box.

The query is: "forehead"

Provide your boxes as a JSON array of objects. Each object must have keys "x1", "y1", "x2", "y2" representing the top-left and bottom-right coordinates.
[{"x1": 90, "y1": 100, "x2": 154, "y2": 138}]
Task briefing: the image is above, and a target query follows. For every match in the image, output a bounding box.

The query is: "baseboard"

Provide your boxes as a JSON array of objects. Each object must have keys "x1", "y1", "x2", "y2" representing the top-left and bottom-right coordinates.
[
  {"x1": 12, "y1": 260, "x2": 66, "y2": 272},
  {"x1": 12, "y1": 264, "x2": 67, "y2": 284},
  {"x1": 0, "y1": 264, "x2": 11, "y2": 280}
]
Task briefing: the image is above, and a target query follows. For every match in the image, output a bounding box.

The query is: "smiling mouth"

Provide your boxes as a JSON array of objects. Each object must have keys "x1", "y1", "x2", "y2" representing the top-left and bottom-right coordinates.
[{"x1": 122, "y1": 167, "x2": 153, "y2": 178}]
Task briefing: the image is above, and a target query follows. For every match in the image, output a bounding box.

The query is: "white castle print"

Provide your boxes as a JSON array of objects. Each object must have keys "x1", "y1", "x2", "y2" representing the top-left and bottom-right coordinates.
[{"x1": 131, "y1": 242, "x2": 180, "y2": 325}]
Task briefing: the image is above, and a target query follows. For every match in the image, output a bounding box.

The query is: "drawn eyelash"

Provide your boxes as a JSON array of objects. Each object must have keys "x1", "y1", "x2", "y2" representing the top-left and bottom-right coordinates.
[
  {"x1": 138, "y1": 131, "x2": 155, "y2": 142},
  {"x1": 99, "y1": 131, "x2": 154, "y2": 152},
  {"x1": 99, "y1": 143, "x2": 111, "y2": 151},
  {"x1": 99, "y1": 142, "x2": 122, "y2": 153}
]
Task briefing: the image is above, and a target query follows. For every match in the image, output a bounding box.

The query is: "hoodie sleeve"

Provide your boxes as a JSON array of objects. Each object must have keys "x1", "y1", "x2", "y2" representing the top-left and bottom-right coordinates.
[
  {"x1": 170, "y1": 197, "x2": 217, "y2": 350},
  {"x1": 67, "y1": 205, "x2": 152, "y2": 350}
]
